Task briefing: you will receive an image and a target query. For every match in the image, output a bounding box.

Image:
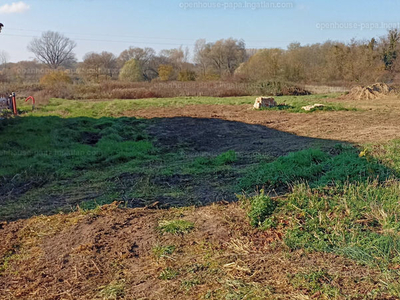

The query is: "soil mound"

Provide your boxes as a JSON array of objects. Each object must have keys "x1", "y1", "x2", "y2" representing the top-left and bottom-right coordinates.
[{"x1": 345, "y1": 83, "x2": 395, "y2": 100}]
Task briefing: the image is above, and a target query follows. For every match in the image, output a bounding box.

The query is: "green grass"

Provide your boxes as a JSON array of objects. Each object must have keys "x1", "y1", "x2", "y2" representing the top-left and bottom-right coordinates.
[
  {"x1": 152, "y1": 245, "x2": 176, "y2": 258},
  {"x1": 159, "y1": 267, "x2": 179, "y2": 280},
  {"x1": 240, "y1": 140, "x2": 400, "y2": 271},
  {"x1": 0, "y1": 116, "x2": 154, "y2": 179},
  {"x1": 157, "y1": 219, "x2": 194, "y2": 235},
  {"x1": 290, "y1": 269, "x2": 340, "y2": 297},
  {"x1": 281, "y1": 181, "x2": 400, "y2": 268},
  {"x1": 98, "y1": 281, "x2": 125, "y2": 299},
  {"x1": 242, "y1": 190, "x2": 277, "y2": 227},
  {"x1": 16, "y1": 93, "x2": 352, "y2": 117},
  {"x1": 365, "y1": 139, "x2": 400, "y2": 175},
  {"x1": 0, "y1": 100, "x2": 243, "y2": 220},
  {"x1": 239, "y1": 146, "x2": 391, "y2": 191}
]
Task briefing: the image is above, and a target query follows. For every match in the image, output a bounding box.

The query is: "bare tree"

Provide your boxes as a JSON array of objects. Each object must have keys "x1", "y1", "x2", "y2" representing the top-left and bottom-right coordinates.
[
  {"x1": 28, "y1": 31, "x2": 77, "y2": 69},
  {"x1": 81, "y1": 51, "x2": 118, "y2": 82},
  {"x1": 194, "y1": 38, "x2": 246, "y2": 77},
  {"x1": 0, "y1": 50, "x2": 9, "y2": 67},
  {"x1": 0, "y1": 51, "x2": 10, "y2": 82}
]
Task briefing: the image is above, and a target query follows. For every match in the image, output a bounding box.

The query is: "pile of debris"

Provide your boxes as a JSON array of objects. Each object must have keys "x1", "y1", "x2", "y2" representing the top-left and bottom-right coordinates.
[{"x1": 345, "y1": 83, "x2": 395, "y2": 100}]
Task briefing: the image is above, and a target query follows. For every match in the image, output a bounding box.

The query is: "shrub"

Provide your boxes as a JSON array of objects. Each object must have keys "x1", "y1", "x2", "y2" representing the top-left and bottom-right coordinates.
[
  {"x1": 178, "y1": 70, "x2": 196, "y2": 81},
  {"x1": 158, "y1": 64, "x2": 174, "y2": 81},
  {"x1": 246, "y1": 190, "x2": 277, "y2": 227},
  {"x1": 110, "y1": 88, "x2": 159, "y2": 99},
  {"x1": 40, "y1": 71, "x2": 72, "y2": 87}
]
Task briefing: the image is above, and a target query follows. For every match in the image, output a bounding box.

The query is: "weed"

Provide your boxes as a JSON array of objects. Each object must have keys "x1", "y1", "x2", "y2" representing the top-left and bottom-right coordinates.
[
  {"x1": 242, "y1": 190, "x2": 277, "y2": 227},
  {"x1": 0, "y1": 250, "x2": 19, "y2": 274},
  {"x1": 98, "y1": 280, "x2": 125, "y2": 300},
  {"x1": 181, "y1": 278, "x2": 201, "y2": 291},
  {"x1": 152, "y1": 245, "x2": 176, "y2": 258},
  {"x1": 159, "y1": 267, "x2": 179, "y2": 280},
  {"x1": 157, "y1": 219, "x2": 194, "y2": 235}
]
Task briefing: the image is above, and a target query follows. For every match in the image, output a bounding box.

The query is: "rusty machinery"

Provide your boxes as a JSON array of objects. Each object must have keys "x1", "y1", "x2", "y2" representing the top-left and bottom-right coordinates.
[{"x1": 0, "y1": 93, "x2": 35, "y2": 116}]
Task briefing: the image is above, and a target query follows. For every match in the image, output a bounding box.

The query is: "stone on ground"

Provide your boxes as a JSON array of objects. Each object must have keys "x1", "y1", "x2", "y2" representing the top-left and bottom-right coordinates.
[
  {"x1": 254, "y1": 97, "x2": 277, "y2": 109},
  {"x1": 302, "y1": 103, "x2": 324, "y2": 111}
]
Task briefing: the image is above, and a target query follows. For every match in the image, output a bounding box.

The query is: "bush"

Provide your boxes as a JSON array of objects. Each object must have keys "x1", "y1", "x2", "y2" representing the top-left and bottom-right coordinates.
[
  {"x1": 158, "y1": 64, "x2": 174, "y2": 81},
  {"x1": 246, "y1": 190, "x2": 277, "y2": 227},
  {"x1": 178, "y1": 70, "x2": 196, "y2": 81},
  {"x1": 40, "y1": 71, "x2": 72, "y2": 87},
  {"x1": 110, "y1": 88, "x2": 159, "y2": 99}
]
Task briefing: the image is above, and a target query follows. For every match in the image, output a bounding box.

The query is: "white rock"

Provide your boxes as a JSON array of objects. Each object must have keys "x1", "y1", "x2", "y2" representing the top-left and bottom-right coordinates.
[{"x1": 301, "y1": 103, "x2": 324, "y2": 111}]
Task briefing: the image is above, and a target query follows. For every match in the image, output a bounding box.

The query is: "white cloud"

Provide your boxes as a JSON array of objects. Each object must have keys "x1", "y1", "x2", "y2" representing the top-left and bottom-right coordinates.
[{"x1": 0, "y1": 2, "x2": 30, "y2": 14}]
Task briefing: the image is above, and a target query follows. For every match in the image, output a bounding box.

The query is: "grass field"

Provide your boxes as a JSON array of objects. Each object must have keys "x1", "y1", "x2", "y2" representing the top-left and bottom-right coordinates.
[
  {"x1": 18, "y1": 93, "x2": 349, "y2": 117},
  {"x1": 2, "y1": 93, "x2": 400, "y2": 299}
]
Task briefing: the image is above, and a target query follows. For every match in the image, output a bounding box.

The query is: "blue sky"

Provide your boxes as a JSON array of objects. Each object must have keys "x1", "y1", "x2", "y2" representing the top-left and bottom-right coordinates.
[{"x1": 1, "y1": 0, "x2": 400, "y2": 62}]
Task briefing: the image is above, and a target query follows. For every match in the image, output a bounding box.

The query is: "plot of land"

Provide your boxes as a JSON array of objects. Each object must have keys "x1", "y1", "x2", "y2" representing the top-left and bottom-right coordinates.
[{"x1": 1, "y1": 94, "x2": 400, "y2": 299}]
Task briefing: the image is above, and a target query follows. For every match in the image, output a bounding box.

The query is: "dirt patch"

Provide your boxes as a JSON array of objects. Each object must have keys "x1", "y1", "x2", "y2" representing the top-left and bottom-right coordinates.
[
  {"x1": 0, "y1": 203, "x2": 393, "y2": 299},
  {"x1": 148, "y1": 117, "x2": 335, "y2": 157},
  {"x1": 127, "y1": 104, "x2": 400, "y2": 144},
  {"x1": 345, "y1": 83, "x2": 395, "y2": 100}
]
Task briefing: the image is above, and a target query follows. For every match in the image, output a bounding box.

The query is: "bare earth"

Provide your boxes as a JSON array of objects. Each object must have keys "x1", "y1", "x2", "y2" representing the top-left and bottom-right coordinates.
[
  {"x1": 0, "y1": 203, "x2": 390, "y2": 299},
  {"x1": 128, "y1": 97, "x2": 400, "y2": 144}
]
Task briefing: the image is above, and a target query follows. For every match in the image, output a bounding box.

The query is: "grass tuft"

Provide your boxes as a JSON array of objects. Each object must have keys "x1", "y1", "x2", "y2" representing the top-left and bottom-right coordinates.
[
  {"x1": 152, "y1": 245, "x2": 176, "y2": 258},
  {"x1": 241, "y1": 190, "x2": 277, "y2": 227},
  {"x1": 157, "y1": 219, "x2": 194, "y2": 235},
  {"x1": 98, "y1": 280, "x2": 125, "y2": 300},
  {"x1": 159, "y1": 267, "x2": 179, "y2": 280}
]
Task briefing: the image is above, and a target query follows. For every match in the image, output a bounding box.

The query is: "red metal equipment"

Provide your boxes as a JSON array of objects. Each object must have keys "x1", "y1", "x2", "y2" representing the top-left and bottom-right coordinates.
[
  {"x1": 25, "y1": 96, "x2": 35, "y2": 110},
  {"x1": 0, "y1": 93, "x2": 35, "y2": 116}
]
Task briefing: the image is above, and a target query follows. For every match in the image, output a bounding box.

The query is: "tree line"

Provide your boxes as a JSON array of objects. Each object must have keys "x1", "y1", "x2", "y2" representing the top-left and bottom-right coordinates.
[{"x1": 1, "y1": 29, "x2": 400, "y2": 86}]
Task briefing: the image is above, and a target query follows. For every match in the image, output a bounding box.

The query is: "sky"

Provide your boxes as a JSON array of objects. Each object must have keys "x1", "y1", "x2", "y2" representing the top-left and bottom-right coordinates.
[{"x1": 1, "y1": 0, "x2": 400, "y2": 62}]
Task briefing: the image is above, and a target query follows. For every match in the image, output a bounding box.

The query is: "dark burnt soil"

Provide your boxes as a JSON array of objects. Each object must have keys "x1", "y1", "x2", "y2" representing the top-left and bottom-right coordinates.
[
  {"x1": 147, "y1": 117, "x2": 336, "y2": 156},
  {"x1": 0, "y1": 203, "x2": 393, "y2": 299}
]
